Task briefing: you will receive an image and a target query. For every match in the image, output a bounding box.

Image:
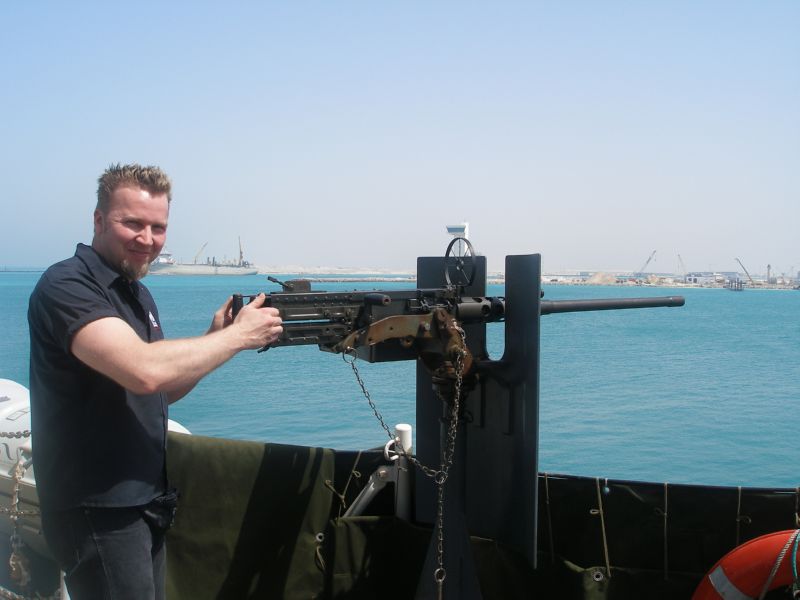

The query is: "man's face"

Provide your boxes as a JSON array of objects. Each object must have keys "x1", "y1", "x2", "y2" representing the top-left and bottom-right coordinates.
[{"x1": 92, "y1": 185, "x2": 169, "y2": 280}]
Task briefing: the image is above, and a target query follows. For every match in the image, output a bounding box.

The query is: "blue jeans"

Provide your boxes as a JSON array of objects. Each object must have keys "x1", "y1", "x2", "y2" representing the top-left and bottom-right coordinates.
[{"x1": 41, "y1": 506, "x2": 166, "y2": 600}]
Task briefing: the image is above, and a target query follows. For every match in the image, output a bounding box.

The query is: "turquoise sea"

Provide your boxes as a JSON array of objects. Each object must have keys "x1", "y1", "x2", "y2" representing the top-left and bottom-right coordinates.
[{"x1": 2, "y1": 270, "x2": 799, "y2": 488}]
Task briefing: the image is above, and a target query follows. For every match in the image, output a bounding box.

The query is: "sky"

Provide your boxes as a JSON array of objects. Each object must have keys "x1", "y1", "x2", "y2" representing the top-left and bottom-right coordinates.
[{"x1": 1, "y1": 2, "x2": 797, "y2": 275}]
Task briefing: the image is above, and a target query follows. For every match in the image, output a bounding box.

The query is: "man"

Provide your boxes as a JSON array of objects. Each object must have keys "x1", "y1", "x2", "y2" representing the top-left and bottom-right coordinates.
[{"x1": 28, "y1": 163, "x2": 283, "y2": 599}]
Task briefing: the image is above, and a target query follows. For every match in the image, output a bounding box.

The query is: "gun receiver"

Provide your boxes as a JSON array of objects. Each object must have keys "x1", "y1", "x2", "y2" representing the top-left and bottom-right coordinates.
[
  {"x1": 232, "y1": 288, "x2": 505, "y2": 353},
  {"x1": 232, "y1": 286, "x2": 683, "y2": 356}
]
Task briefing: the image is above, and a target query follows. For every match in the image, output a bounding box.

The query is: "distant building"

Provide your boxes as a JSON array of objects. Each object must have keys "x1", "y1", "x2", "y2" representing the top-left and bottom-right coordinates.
[
  {"x1": 445, "y1": 222, "x2": 470, "y2": 255},
  {"x1": 717, "y1": 271, "x2": 741, "y2": 282},
  {"x1": 685, "y1": 272, "x2": 720, "y2": 285}
]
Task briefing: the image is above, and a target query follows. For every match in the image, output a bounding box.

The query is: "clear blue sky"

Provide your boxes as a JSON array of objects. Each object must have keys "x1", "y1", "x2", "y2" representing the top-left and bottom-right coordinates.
[{"x1": 2, "y1": 2, "x2": 797, "y2": 275}]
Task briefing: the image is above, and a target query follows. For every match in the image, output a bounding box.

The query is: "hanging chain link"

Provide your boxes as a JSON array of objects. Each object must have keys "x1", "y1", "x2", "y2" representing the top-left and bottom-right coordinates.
[
  {"x1": 0, "y1": 432, "x2": 30, "y2": 440},
  {"x1": 0, "y1": 451, "x2": 60, "y2": 599},
  {"x1": 342, "y1": 319, "x2": 467, "y2": 597},
  {"x1": 0, "y1": 431, "x2": 60, "y2": 599}
]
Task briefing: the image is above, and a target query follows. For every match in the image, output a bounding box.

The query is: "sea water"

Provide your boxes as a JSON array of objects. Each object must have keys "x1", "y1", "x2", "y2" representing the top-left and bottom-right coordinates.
[{"x1": 2, "y1": 271, "x2": 799, "y2": 488}]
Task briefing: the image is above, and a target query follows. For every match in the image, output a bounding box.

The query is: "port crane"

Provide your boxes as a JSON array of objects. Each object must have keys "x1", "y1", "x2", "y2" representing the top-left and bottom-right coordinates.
[
  {"x1": 238, "y1": 237, "x2": 246, "y2": 266},
  {"x1": 634, "y1": 250, "x2": 657, "y2": 278},
  {"x1": 734, "y1": 257, "x2": 755, "y2": 285},
  {"x1": 193, "y1": 242, "x2": 208, "y2": 264},
  {"x1": 677, "y1": 254, "x2": 687, "y2": 278}
]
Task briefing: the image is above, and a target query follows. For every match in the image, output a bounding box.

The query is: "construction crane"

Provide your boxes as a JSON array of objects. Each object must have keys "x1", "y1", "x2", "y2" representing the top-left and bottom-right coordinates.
[
  {"x1": 193, "y1": 242, "x2": 208, "y2": 264},
  {"x1": 677, "y1": 254, "x2": 687, "y2": 278},
  {"x1": 635, "y1": 250, "x2": 657, "y2": 278},
  {"x1": 734, "y1": 257, "x2": 755, "y2": 285}
]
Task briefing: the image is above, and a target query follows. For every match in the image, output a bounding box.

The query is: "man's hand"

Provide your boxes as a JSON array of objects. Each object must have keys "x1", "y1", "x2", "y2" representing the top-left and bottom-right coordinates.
[
  {"x1": 233, "y1": 293, "x2": 283, "y2": 349},
  {"x1": 207, "y1": 297, "x2": 234, "y2": 334}
]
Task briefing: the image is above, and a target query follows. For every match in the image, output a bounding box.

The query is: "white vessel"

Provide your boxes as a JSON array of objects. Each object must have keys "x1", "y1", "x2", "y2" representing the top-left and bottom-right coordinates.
[{"x1": 148, "y1": 239, "x2": 258, "y2": 276}]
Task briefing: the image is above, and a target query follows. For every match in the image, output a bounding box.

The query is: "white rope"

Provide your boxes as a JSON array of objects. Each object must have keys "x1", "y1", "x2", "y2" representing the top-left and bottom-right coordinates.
[
  {"x1": 590, "y1": 478, "x2": 612, "y2": 579},
  {"x1": 758, "y1": 529, "x2": 800, "y2": 600}
]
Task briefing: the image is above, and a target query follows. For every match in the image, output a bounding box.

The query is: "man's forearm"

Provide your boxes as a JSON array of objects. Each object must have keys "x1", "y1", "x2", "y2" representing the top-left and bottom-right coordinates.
[{"x1": 71, "y1": 296, "x2": 281, "y2": 398}]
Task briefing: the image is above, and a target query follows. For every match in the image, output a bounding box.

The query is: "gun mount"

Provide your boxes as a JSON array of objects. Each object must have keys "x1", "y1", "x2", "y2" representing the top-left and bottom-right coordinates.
[{"x1": 232, "y1": 240, "x2": 685, "y2": 600}]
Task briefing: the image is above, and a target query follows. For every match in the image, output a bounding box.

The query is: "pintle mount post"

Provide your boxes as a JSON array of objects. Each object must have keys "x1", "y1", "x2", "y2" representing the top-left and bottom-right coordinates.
[{"x1": 414, "y1": 253, "x2": 541, "y2": 600}]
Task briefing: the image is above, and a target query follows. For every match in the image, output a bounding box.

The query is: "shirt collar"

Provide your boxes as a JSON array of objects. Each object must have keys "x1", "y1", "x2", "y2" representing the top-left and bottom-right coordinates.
[{"x1": 74, "y1": 243, "x2": 129, "y2": 290}]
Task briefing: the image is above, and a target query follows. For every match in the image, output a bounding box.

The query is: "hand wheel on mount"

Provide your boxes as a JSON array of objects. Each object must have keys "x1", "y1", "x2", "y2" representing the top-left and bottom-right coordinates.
[{"x1": 444, "y1": 236, "x2": 476, "y2": 288}]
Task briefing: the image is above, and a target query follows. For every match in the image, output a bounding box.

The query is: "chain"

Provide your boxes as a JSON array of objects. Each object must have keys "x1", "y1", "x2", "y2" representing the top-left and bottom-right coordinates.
[
  {"x1": 0, "y1": 459, "x2": 38, "y2": 520},
  {"x1": 8, "y1": 459, "x2": 31, "y2": 592},
  {"x1": 343, "y1": 349, "x2": 396, "y2": 443},
  {"x1": 0, "y1": 432, "x2": 30, "y2": 440},
  {"x1": 433, "y1": 335, "x2": 465, "y2": 594},
  {"x1": 342, "y1": 320, "x2": 467, "y2": 597},
  {"x1": 0, "y1": 437, "x2": 59, "y2": 600}
]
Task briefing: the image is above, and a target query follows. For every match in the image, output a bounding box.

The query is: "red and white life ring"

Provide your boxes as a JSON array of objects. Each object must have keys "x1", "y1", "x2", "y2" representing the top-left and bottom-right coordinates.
[{"x1": 692, "y1": 529, "x2": 800, "y2": 600}]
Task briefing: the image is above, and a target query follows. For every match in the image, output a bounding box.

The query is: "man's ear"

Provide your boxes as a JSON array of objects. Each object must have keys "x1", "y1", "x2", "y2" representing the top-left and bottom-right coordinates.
[{"x1": 93, "y1": 209, "x2": 103, "y2": 234}]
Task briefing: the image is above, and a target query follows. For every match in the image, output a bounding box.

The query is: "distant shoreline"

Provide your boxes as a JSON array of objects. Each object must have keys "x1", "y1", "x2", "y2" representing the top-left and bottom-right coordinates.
[{"x1": 3, "y1": 268, "x2": 796, "y2": 290}]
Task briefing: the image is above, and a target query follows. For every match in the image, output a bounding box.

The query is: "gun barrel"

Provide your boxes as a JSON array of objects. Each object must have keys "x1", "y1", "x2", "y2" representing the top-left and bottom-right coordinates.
[{"x1": 540, "y1": 296, "x2": 685, "y2": 315}]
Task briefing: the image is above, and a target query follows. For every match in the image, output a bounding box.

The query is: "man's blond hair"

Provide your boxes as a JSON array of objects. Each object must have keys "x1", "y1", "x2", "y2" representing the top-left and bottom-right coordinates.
[{"x1": 96, "y1": 163, "x2": 172, "y2": 212}]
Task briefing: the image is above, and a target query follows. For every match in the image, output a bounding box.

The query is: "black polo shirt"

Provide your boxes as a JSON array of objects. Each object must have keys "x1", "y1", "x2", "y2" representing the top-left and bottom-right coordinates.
[{"x1": 28, "y1": 243, "x2": 168, "y2": 512}]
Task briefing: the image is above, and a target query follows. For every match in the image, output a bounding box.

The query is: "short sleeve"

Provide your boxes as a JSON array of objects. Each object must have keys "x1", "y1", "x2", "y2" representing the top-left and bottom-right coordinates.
[{"x1": 29, "y1": 267, "x2": 120, "y2": 355}]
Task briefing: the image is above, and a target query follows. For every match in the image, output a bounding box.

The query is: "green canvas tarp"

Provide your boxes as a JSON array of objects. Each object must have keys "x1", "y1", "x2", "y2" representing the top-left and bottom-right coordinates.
[{"x1": 165, "y1": 433, "x2": 798, "y2": 599}]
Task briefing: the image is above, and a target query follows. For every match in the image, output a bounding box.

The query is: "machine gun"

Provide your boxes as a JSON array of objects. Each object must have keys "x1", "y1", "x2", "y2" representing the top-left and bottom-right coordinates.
[
  {"x1": 231, "y1": 241, "x2": 683, "y2": 383},
  {"x1": 232, "y1": 239, "x2": 685, "y2": 600},
  {"x1": 233, "y1": 287, "x2": 683, "y2": 349}
]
